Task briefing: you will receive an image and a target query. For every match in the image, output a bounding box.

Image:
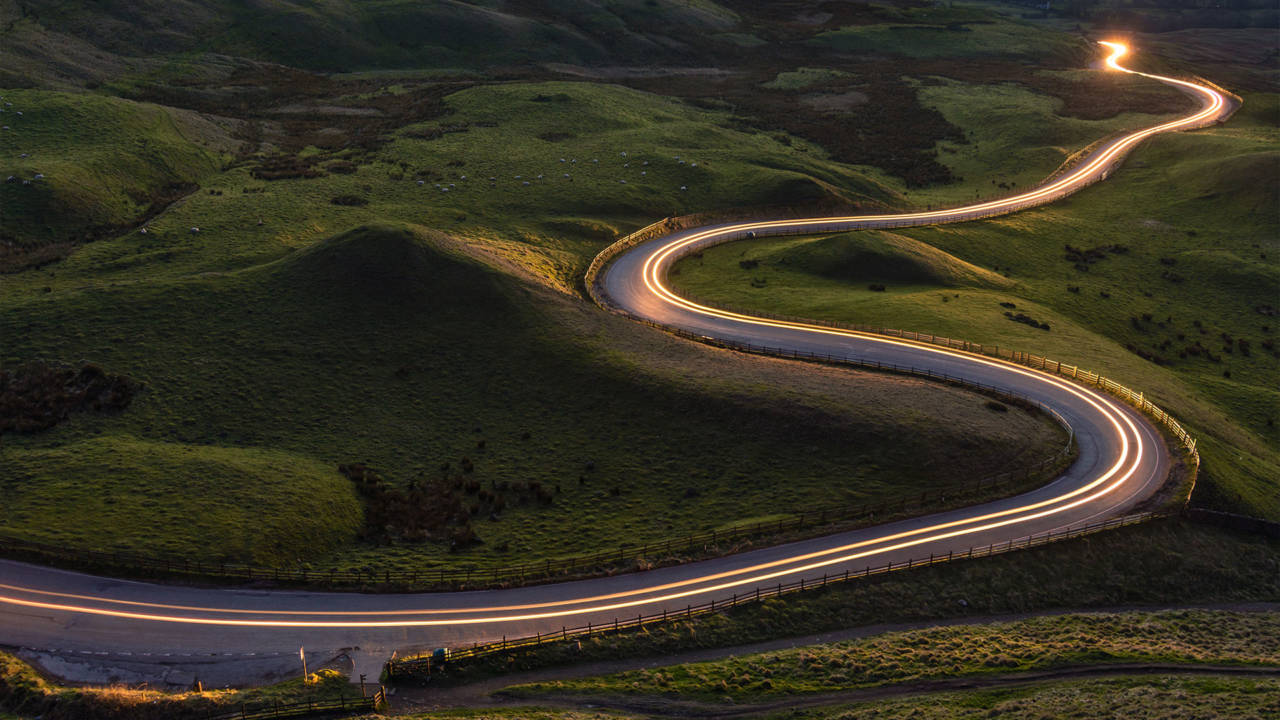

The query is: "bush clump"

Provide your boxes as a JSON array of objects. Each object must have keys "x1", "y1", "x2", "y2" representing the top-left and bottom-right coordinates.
[
  {"x1": 1, "y1": 360, "x2": 138, "y2": 435},
  {"x1": 329, "y1": 194, "x2": 369, "y2": 206}
]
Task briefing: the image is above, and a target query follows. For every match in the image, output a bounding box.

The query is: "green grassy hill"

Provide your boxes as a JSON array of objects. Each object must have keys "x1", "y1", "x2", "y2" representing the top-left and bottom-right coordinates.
[
  {"x1": 510, "y1": 610, "x2": 1280, "y2": 700},
  {"x1": 673, "y1": 90, "x2": 1280, "y2": 519},
  {"x1": 0, "y1": 89, "x2": 230, "y2": 269},
  {"x1": 0, "y1": 2, "x2": 1273, "y2": 570},
  {"x1": 0, "y1": 223, "x2": 1067, "y2": 569}
]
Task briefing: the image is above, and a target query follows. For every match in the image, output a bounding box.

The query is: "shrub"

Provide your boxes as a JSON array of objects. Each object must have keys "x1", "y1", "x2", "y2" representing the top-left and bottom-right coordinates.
[
  {"x1": 329, "y1": 194, "x2": 368, "y2": 206},
  {"x1": 0, "y1": 360, "x2": 138, "y2": 434}
]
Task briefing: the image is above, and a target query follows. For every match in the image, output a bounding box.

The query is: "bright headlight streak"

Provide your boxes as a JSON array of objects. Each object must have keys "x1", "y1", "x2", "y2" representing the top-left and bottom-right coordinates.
[{"x1": 0, "y1": 43, "x2": 1220, "y2": 629}]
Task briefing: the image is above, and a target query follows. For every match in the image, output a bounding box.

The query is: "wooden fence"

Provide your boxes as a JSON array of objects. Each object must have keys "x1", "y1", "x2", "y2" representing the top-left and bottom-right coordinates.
[
  {"x1": 204, "y1": 686, "x2": 384, "y2": 719},
  {"x1": 385, "y1": 512, "x2": 1160, "y2": 682}
]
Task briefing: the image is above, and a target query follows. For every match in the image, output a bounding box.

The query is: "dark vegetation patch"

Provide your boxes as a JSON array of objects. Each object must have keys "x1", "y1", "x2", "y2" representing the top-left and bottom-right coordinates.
[
  {"x1": 325, "y1": 160, "x2": 357, "y2": 174},
  {"x1": 329, "y1": 194, "x2": 369, "y2": 206},
  {"x1": 1059, "y1": 0, "x2": 1279, "y2": 32},
  {"x1": 1004, "y1": 311, "x2": 1050, "y2": 331},
  {"x1": 340, "y1": 456, "x2": 559, "y2": 551},
  {"x1": 627, "y1": 68, "x2": 962, "y2": 187},
  {"x1": 250, "y1": 155, "x2": 325, "y2": 181},
  {"x1": 0, "y1": 361, "x2": 138, "y2": 435},
  {"x1": 403, "y1": 123, "x2": 472, "y2": 141},
  {"x1": 1063, "y1": 243, "x2": 1128, "y2": 271}
]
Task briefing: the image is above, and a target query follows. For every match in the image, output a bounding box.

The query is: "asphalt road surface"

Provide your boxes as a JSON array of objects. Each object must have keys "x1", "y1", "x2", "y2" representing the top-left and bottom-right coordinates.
[{"x1": 0, "y1": 43, "x2": 1232, "y2": 688}]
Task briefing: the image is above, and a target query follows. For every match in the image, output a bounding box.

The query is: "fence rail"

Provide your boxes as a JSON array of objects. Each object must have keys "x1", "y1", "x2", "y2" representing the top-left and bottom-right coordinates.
[
  {"x1": 204, "y1": 687, "x2": 384, "y2": 720},
  {"x1": 385, "y1": 511, "x2": 1161, "y2": 681}
]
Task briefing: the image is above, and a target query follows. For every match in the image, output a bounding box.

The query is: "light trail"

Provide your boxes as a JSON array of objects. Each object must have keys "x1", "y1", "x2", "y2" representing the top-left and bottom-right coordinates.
[{"x1": 0, "y1": 43, "x2": 1229, "y2": 633}]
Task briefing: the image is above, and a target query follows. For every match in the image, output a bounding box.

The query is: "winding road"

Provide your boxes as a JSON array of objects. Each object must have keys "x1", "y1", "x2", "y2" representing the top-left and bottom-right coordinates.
[{"x1": 0, "y1": 43, "x2": 1234, "y2": 688}]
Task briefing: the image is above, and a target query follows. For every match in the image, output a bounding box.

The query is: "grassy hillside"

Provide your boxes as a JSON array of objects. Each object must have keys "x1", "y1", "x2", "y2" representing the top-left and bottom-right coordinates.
[
  {"x1": 672, "y1": 90, "x2": 1280, "y2": 519},
  {"x1": 0, "y1": 79, "x2": 904, "y2": 293},
  {"x1": 510, "y1": 610, "x2": 1280, "y2": 700},
  {"x1": 0, "y1": 224, "x2": 1067, "y2": 570},
  {"x1": 760, "y1": 230, "x2": 1014, "y2": 288},
  {"x1": 0, "y1": 89, "x2": 230, "y2": 268},
  {"x1": 1, "y1": 437, "x2": 361, "y2": 564}
]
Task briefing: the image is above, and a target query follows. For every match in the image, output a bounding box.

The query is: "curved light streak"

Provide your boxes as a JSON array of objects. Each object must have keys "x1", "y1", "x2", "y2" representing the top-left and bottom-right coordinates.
[{"x1": 0, "y1": 43, "x2": 1227, "y2": 630}]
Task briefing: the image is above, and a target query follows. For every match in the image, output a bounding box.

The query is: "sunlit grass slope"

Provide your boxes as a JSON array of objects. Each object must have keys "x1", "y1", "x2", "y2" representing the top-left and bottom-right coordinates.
[
  {"x1": 1, "y1": 437, "x2": 361, "y2": 565},
  {"x1": 0, "y1": 89, "x2": 228, "y2": 250},
  {"x1": 1, "y1": 80, "x2": 899, "y2": 293}
]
